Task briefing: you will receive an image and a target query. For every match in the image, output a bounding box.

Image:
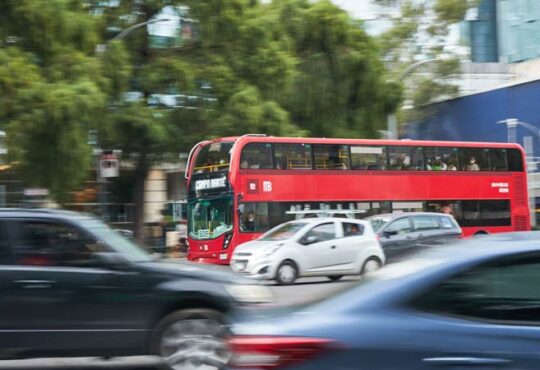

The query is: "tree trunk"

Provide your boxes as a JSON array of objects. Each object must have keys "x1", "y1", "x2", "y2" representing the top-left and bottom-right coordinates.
[{"x1": 133, "y1": 152, "x2": 148, "y2": 242}]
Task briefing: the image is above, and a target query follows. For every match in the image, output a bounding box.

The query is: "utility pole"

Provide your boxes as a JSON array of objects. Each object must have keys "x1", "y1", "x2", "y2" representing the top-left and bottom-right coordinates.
[{"x1": 386, "y1": 59, "x2": 437, "y2": 139}]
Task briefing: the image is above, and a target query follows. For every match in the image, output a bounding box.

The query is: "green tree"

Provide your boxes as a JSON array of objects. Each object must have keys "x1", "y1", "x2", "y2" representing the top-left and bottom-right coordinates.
[
  {"x1": 277, "y1": 0, "x2": 400, "y2": 138},
  {"x1": 375, "y1": 0, "x2": 477, "y2": 122},
  {"x1": 0, "y1": 0, "x2": 401, "y2": 239},
  {"x1": 9, "y1": 81, "x2": 105, "y2": 202},
  {"x1": 0, "y1": 0, "x2": 105, "y2": 203}
]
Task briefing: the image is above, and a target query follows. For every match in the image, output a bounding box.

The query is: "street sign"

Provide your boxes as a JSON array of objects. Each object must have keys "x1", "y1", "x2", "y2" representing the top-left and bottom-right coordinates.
[{"x1": 100, "y1": 153, "x2": 119, "y2": 178}]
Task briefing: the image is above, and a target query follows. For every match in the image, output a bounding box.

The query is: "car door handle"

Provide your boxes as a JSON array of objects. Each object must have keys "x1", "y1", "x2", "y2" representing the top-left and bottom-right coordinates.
[
  {"x1": 14, "y1": 280, "x2": 54, "y2": 289},
  {"x1": 417, "y1": 233, "x2": 424, "y2": 238},
  {"x1": 423, "y1": 357, "x2": 511, "y2": 366},
  {"x1": 330, "y1": 245, "x2": 336, "y2": 249}
]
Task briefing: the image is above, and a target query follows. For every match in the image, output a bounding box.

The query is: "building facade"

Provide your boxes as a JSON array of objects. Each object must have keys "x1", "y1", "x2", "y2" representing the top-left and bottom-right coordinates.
[
  {"x1": 404, "y1": 78, "x2": 540, "y2": 225},
  {"x1": 467, "y1": 0, "x2": 540, "y2": 63}
]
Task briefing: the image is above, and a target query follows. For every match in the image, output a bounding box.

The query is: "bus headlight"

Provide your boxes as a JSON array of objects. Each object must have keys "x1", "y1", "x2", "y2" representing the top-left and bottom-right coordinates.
[
  {"x1": 226, "y1": 284, "x2": 274, "y2": 304},
  {"x1": 223, "y1": 233, "x2": 233, "y2": 250}
]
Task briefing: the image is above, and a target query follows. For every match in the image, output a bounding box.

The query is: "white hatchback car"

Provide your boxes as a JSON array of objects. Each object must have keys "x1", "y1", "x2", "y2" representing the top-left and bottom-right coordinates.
[{"x1": 230, "y1": 218, "x2": 385, "y2": 285}]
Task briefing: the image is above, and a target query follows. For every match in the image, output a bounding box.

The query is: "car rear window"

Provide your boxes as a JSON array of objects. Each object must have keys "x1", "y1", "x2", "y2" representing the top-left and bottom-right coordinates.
[
  {"x1": 342, "y1": 222, "x2": 364, "y2": 236},
  {"x1": 413, "y1": 216, "x2": 440, "y2": 231},
  {"x1": 438, "y1": 216, "x2": 458, "y2": 229}
]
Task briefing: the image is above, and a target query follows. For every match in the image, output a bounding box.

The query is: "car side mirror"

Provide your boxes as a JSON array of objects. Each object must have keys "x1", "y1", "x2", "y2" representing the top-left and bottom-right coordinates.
[
  {"x1": 383, "y1": 230, "x2": 397, "y2": 238},
  {"x1": 302, "y1": 235, "x2": 320, "y2": 245},
  {"x1": 115, "y1": 229, "x2": 134, "y2": 239},
  {"x1": 94, "y1": 252, "x2": 130, "y2": 270}
]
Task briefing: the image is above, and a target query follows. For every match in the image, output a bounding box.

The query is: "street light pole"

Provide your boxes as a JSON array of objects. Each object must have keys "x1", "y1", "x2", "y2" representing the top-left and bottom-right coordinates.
[
  {"x1": 112, "y1": 18, "x2": 172, "y2": 40},
  {"x1": 386, "y1": 59, "x2": 437, "y2": 139},
  {"x1": 497, "y1": 118, "x2": 540, "y2": 144}
]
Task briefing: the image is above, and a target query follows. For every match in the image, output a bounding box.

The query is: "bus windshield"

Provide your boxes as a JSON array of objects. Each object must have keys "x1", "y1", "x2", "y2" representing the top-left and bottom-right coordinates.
[
  {"x1": 193, "y1": 142, "x2": 234, "y2": 174},
  {"x1": 189, "y1": 195, "x2": 233, "y2": 240}
]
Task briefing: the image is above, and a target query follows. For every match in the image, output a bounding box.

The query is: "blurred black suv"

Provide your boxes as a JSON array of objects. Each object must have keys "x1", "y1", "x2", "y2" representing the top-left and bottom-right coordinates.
[
  {"x1": 366, "y1": 212, "x2": 462, "y2": 262},
  {"x1": 0, "y1": 209, "x2": 271, "y2": 369}
]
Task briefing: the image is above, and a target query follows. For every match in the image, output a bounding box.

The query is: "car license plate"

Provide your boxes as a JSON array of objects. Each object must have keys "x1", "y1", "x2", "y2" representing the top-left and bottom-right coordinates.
[{"x1": 234, "y1": 261, "x2": 246, "y2": 271}]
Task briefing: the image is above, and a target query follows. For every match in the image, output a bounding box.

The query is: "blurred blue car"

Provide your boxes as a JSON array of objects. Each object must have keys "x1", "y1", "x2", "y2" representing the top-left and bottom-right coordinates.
[{"x1": 229, "y1": 232, "x2": 540, "y2": 370}]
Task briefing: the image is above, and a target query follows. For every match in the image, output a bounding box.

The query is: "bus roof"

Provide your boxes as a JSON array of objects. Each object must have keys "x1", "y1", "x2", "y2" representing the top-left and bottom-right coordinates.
[{"x1": 203, "y1": 135, "x2": 524, "y2": 150}]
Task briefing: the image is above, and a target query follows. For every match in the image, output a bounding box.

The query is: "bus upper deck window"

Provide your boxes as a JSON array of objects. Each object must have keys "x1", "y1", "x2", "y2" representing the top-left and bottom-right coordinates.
[
  {"x1": 240, "y1": 143, "x2": 274, "y2": 169},
  {"x1": 193, "y1": 142, "x2": 233, "y2": 173},
  {"x1": 275, "y1": 143, "x2": 312, "y2": 170}
]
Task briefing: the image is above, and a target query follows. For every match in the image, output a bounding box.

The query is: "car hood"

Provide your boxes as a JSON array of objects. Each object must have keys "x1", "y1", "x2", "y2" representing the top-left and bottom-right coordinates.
[
  {"x1": 234, "y1": 240, "x2": 287, "y2": 255},
  {"x1": 139, "y1": 260, "x2": 251, "y2": 284}
]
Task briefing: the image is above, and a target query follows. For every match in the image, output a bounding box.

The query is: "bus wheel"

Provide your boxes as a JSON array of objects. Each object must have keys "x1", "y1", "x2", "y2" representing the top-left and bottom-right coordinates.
[
  {"x1": 276, "y1": 261, "x2": 298, "y2": 285},
  {"x1": 327, "y1": 275, "x2": 343, "y2": 281},
  {"x1": 473, "y1": 231, "x2": 489, "y2": 237},
  {"x1": 361, "y1": 258, "x2": 382, "y2": 276}
]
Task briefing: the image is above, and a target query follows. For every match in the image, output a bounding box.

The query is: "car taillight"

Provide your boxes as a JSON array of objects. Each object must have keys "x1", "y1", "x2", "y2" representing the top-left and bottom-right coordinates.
[{"x1": 228, "y1": 336, "x2": 336, "y2": 369}]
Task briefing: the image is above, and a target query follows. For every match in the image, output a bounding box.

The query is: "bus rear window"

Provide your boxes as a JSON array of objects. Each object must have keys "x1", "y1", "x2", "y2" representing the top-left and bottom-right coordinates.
[
  {"x1": 507, "y1": 148, "x2": 524, "y2": 172},
  {"x1": 193, "y1": 142, "x2": 233, "y2": 173}
]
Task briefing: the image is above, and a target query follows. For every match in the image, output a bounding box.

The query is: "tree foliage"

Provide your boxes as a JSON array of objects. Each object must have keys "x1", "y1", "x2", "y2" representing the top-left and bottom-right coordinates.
[
  {"x1": 0, "y1": 0, "x2": 104, "y2": 202},
  {"x1": 375, "y1": 0, "x2": 477, "y2": 118},
  {"x1": 0, "y1": 0, "x2": 400, "y2": 235},
  {"x1": 9, "y1": 81, "x2": 104, "y2": 202}
]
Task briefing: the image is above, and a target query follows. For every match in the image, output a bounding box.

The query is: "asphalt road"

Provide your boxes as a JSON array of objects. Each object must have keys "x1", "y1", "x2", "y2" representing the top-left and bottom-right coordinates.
[{"x1": 0, "y1": 264, "x2": 361, "y2": 370}]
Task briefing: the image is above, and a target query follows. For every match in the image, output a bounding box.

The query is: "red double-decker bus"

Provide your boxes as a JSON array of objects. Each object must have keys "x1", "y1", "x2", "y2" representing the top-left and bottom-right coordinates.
[{"x1": 185, "y1": 135, "x2": 530, "y2": 264}]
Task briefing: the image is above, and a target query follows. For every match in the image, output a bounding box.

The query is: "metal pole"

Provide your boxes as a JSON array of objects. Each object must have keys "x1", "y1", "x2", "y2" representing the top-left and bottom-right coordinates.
[
  {"x1": 507, "y1": 124, "x2": 517, "y2": 143},
  {"x1": 386, "y1": 59, "x2": 437, "y2": 139},
  {"x1": 387, "y1": 114, "x2": 398, "y2": 140},
  {"x1": 112, "y1": 18, "x2": 172, "y2": 40},
  {"x1": 93, "y1": 148, "x2": 107, "y2": 221}
]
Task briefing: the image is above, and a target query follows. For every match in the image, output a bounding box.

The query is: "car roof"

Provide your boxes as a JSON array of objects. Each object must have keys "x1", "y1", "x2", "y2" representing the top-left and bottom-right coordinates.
[
  {"x1": 417, "y1": 232, "x2": 540, "y2": 260},
  {"x1": 367, "y1": 212, "x2": 452, "y2": 219},
  {"x1": 371, "y1": 232, "x2": 540, "y2": 290},
  {"x1": 0, "y1": 208, "x2": 93, "y2": 221},
  {"x1": 311, "y1": 232, "x2": 540, "y2": 311},
  {"x1": 287, "y1": 217, "x2": 370, "y2": 224}
]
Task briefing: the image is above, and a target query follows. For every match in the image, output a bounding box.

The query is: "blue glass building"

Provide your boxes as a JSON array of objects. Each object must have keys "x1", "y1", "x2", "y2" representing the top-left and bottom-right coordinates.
[{"x1": 467, "y1": 0, "x2": 540, "y2": 63}]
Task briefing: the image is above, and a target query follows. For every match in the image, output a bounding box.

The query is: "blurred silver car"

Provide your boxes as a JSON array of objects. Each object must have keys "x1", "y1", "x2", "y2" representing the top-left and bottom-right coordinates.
[
  {"x1": 366, "y1": 212, "x2": 462, "y2": 263},
  {"x1": 229, "y1": 232, "x2": 540, "y2": 370},
  {"x1": 230, "y1": 218, "x2": 385, "y2": 285}
]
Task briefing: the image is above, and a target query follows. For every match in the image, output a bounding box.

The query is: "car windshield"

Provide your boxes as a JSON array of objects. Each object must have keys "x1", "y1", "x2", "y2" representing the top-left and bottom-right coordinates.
[
  {"x1": 298, "y1": 254, "x2": 451, "y2": 309},
  {"x1": 259, "y1": 222, "x2": 306, "y2": 241},
  {"x1": 369, "y1": 217, "x2": 391, "y2": 232},
  {"x1": 189, "y1": 195, "x2": 233, "y2": 240},
  {"x1": 81, "y1": 219, "x2": 152, "y2": 262}
]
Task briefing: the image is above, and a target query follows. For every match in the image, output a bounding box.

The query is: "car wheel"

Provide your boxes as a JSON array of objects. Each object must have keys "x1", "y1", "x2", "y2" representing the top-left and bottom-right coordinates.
[
  {"x1": 154, "y1": 309, "x2": 231, "y2": 370},
  {"x1": 327, "y1": 275, "x2": 343, "y2": 281},
  {"x1": 362, "y1": 258, "x2": 381, "y2": 276},
  {"x1": 276, "y1": 261, "x2": 298, "y2": 285}
]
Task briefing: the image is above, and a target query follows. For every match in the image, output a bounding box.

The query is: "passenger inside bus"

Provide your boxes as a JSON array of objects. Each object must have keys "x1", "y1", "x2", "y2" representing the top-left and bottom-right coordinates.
[
  {"x1": 440, "y1": 204, "x2": 453, "y2": 214},
  {"x1": 467, "y1": 157, "x2": 480, "y2": 171},
  {"x1": 249, "y1": 159, "x2": 260, "y2": 169},
  {"x1": 243, "y1": 213, "x2": 256, "y2": 231}
]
